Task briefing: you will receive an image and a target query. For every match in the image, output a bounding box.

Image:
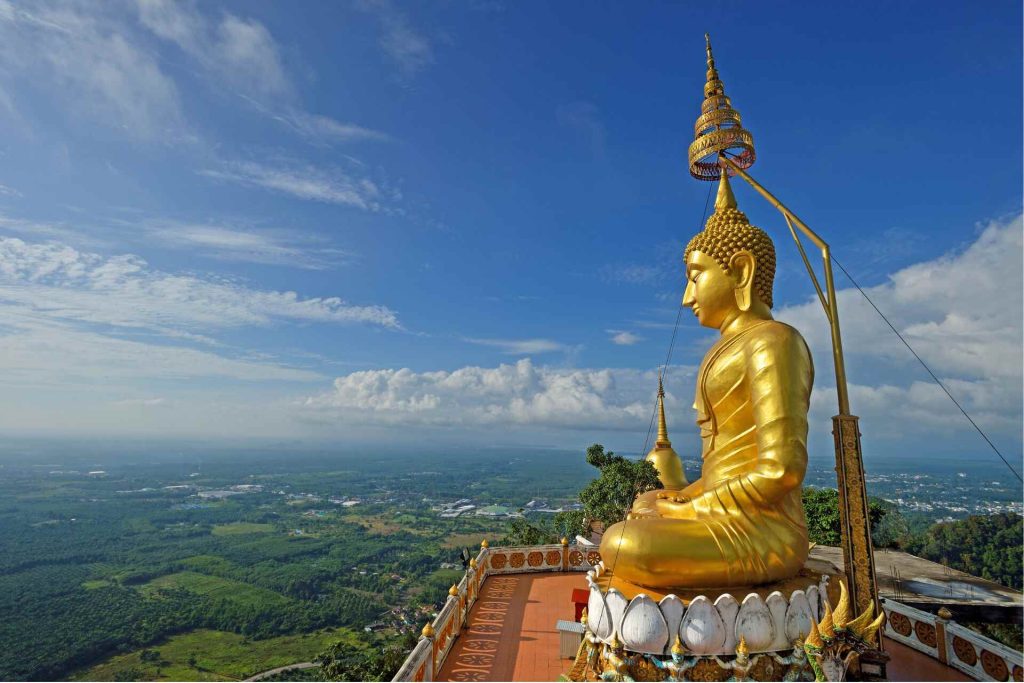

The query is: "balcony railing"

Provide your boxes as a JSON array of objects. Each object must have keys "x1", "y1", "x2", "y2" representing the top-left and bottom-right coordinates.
[
  {"x1": 392, "y1": 541, "x2": 596, "y2": 681},
  {"x1": 882, "y1": 597, "x2": 1023, "y2": 682}
]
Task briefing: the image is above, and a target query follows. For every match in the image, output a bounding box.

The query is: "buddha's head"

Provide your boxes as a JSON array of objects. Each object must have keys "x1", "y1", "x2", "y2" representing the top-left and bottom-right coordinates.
[{"x1": 683, "y1": 173, "x2": 775, "y2": 330}]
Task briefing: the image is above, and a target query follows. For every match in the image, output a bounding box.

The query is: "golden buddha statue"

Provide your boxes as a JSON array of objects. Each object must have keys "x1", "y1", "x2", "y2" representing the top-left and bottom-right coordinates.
[{"x1": 599, "y1": 171, "x2": 813, "y2": 589}]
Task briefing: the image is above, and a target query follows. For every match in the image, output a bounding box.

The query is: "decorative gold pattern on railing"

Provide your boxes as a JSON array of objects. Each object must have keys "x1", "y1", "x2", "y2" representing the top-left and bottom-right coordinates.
[
  {"x1": 914, "y1": 620, "x2": 938, "y2": 648},
  {"x1": 953, "y1": 635, "x2": 978, "y2": 666},
  {"x1": 981, "y1": 649, "x2": 1009, "y2": 681}
]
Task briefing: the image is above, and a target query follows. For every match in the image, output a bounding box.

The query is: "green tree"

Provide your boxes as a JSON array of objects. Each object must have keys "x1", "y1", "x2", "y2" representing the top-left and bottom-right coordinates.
[
  {"x1": 317, "y1": 632, "x2": 416, "y2": 682},
  {"x1": 578, "y1": 444, "x2": 662, "y2": 528},
  {"x1": 904, "y1": 513, "x2": 1022, "y2": 590},
  {"x1": 800, "y1": 487, "x2": 907, "y2": 549}
]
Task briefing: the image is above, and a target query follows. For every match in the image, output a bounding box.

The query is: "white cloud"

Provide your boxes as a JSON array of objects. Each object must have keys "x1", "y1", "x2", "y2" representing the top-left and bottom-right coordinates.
[
  {"x1": 607, "y1": 330, "x2": 643, "y2": 346},
  {"x1": 0, "y1": 316, "x2": 322, "y2": 385},
  {"x1": 777, "y1": 214, "x2": 1023, "y2": 437},
  {"x1": 137, "y1": 0, "x2": 290, "y2": 100},
  {"x1": 464, "y1": 337, "x2": 567, "y2": 355},
  {"x1": 281, "y1": 111, "x2": 391, "y2": 144},
  {"x1": 304, "y1": 358, "x2": 694, "y2": 431},
  {"x1": 0, "y1": 182, "x2": 20, "y2": 197},
  {"x1": 200, "y1": 160, "x2": 384, "y2": 210},
  {"x1": 0, "y1": 234, "x2": 399, "y2": 336},
  {"x1": 147, "y1": 222, "x2": 355, "y2": 269},
  {"x1": 137, "y1": 0, "x2": 390, "y2": 146},
  {"x1": 357, "y1": 0, "x2": 434, "y2": 79},
  {"x1": 0, "y1": 0, "x2": 186, "y2": 140}
]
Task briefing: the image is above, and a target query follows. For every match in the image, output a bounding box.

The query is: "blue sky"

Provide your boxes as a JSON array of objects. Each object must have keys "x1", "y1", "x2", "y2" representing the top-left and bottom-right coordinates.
[{"x1": 0, "y1": 1, "x2": 1020, "y2": 469}]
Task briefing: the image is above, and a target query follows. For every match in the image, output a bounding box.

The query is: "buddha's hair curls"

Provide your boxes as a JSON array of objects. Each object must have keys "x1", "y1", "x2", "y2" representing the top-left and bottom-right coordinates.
[{"x1": 684, "y1": 207, "x2": 776, "y2": 308}]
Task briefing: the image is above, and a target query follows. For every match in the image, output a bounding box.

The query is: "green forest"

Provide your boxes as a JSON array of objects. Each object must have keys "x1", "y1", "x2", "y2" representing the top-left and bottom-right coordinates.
[{"x1": 0, "y1": 445, "x2": 1020, "y2": 681}]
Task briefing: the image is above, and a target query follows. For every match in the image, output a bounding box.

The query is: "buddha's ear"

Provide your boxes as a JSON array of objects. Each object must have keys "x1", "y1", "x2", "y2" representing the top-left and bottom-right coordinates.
[{"x1": 729, "y1": 250, "x2": 756, "y2": 312}]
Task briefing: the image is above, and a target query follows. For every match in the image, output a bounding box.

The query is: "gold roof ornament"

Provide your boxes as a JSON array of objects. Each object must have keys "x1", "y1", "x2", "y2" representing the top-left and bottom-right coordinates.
[
  {"x1": 805, "y1": 618, "x2": 824, "y2": 650},
  {"x1": 687, "y1": 33, "x2": 756, "y2": 181},
  {"x1": 671, "y1": 635, "x2": 686, "y2": 655},
  {"x1": 561, "y1": 536, "x2": 570, "y2": 546},
  {"x1": 469, "y1": 557, "x2": 477, "y2": 569},
  {"x1": 832, "y1": 581, "x2": 851, "y2": 629},
  {"x1": 644, "y1": 374, "x2": 689, "y2": 489},
  {"x1": 448, "y1": 584, "x2": 459, "y2": 597},
  {"x1": 609, "y1": 632, "x2": 623, "y2": 650},
  {"x1": 819, "y1": 600, "x2": 836, "y2": 640},
  {"x1": 422, "y1": 622, "x2": 435, "y2": 638},
  {"x1": 481, "y1": 539, "x2": 489, "y2": 549},
  {"x1": 735, "y1": 635, "x2": 749, "y2": 656}
]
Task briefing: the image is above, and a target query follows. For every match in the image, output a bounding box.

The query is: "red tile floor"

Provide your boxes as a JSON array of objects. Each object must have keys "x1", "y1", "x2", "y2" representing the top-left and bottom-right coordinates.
[{"x1": 436, "y1": 572, "x2": 586, "y2": 681}]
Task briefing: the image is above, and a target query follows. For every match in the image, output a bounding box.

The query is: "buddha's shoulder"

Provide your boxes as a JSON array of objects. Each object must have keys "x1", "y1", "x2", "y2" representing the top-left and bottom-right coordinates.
[{"x1": 739, "y1": 320, "x2": 809, "y2": 352}]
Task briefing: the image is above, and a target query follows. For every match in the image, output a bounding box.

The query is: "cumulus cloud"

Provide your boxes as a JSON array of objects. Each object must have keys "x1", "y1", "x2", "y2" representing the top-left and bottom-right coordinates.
[
  {"x1": 200, "y1": 160, "x2": 385, "y2": 210},
  {"x1": 304, "y1": 359, "x2": 694, "y2": 430},
  {"x1": 607, "y1": 330, "x2": 643, "y2": 346},
  {"x1": 778, "y1": 214, "x2": 1023, "y2": 436},
  {"x1": 0, "y1": 235, "x2": 399, "y2": 332},
  {"x1": 464, "y1": 337, "x2": 567, "y2": 355},
  {"x1": 0, "y1": 0, "x2": 185, "y2": 140}
]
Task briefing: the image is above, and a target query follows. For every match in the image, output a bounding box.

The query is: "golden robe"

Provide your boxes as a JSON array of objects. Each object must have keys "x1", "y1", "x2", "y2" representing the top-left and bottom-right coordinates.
[{"x1": 601, "y1": 320, "x2": 813, "y2": 589}]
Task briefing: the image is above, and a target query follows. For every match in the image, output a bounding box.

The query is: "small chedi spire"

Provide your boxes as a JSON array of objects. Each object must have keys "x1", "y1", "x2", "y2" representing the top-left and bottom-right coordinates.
[
  {"x1": 688, "y1": 33, "x2": 756, "y2": 181},
  {"x1": 645, "y1": 373, "x2": 689, "y2": 489},
  {"x1": 655, "y1": 373, "x2": 670, "y2": 447}
]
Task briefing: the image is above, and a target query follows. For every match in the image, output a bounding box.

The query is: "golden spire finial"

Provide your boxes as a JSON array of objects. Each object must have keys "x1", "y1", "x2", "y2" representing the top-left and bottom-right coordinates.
[
  {"x1": 704, "y1": 33, "x2": 723, "y2": 98},
  {"x1": 671, "y1": 634, "x2": 686, "y2": 655},
  {"x1": 688, "y1": 34, "x2": 756, "y2": 181},
  {"x1": 656, "y1": 372, "x2": 671, "y2": 447},
  {"x1": 714, "y1": 168, "x2": 738, "y2": 211},
  {"x1": 736, "y1": 635, "x2": 749, "y2": 656}
]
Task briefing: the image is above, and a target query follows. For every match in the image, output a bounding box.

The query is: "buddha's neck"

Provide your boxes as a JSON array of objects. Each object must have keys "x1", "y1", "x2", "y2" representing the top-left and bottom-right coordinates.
[{"x1": 718, "y1": 308, "x2": 773, "y2": 338}]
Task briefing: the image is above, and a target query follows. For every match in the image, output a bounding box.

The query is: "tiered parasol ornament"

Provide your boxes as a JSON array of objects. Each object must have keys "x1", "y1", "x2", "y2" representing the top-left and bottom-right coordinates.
[{"x1": 687, "y1": 34, "x2": 756, "y2": 181}]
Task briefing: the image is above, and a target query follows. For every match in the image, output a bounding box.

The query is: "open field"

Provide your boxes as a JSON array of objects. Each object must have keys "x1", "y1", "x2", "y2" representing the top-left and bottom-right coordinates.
[
  {"x1": 70, "y1": 628, "x2": 363, "y2": 681},
  {"x1": 211, "y1": 523, "x2": 275, "y2": 536},
  {"x1": 143, "y1": 572, "x2": 290, "y2": 608}
]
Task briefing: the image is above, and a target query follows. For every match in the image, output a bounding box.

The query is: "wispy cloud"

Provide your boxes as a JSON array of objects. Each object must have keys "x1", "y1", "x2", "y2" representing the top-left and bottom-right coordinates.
[
  {"x1": 137, "y1": 0, "x2": 291, "y2": 100},
  {"x1": 200, "y1": 160, "x2": 386, "y2": 210},
  {"x1": 0, "y1": 0, "x2": 186, "y2": 140},
  {"x1": 357, "y1": 0, "x2": 434, "y2": 79},
  {"x1": 0, "y1": 235, "x2": 400, "y2": 332},
  {"x1": 279, "y1": 111, "x2": 391, "y2": 144},
  {"x1": 146, "y1": 222, "x2": 355, "y2": 270},
  {"x1": 607, "y1": 329, "x2": 643, "y2": 346},
  {"x1": 0, "y1": 182, "x2": 21, "y2": 197},
  {"x1": 464, "y1": 337, "x2": 567, "y2": 355}
]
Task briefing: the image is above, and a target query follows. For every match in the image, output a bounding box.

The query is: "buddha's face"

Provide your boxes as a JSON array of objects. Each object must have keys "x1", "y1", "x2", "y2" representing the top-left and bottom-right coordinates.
[{"x1": 683, "y1": 250, "x2": 737, "y2": 329}]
